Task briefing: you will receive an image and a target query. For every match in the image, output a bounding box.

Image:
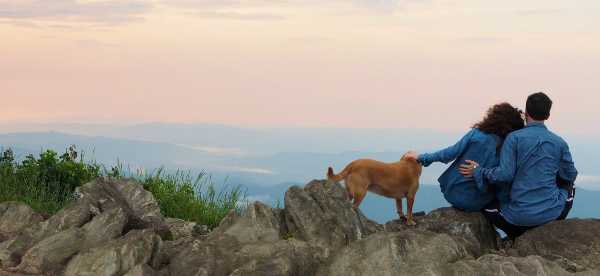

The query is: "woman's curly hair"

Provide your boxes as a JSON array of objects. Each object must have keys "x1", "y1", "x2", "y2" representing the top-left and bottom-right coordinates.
[{"x1": 474, "y1": 102, "x2": 525, "y2": 139}]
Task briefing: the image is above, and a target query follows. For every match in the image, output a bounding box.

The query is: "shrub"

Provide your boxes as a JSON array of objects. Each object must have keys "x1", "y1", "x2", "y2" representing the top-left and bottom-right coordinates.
[{"x1": 0, "y1": 146, "x2": 245, "y2": 228}]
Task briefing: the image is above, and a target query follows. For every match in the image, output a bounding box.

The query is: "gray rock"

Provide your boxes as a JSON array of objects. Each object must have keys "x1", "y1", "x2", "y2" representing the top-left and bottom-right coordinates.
[
  {"x1": 17, "y1": 228, "x2": 85, "y2": 274},
  {"x1": 0, "y1": 202, "x2": 43, "y2": 241},
  {"x1": 317, "y1": 229, "x2": 471, "y2": 276},
  {"x1": 165, "y1": 218, "x2": 197, "y2": 240},
  {"x1": 123, "y1": 264, "x2": 160, "y2": 276},
  {"x1": 214, "y1": 201, "x2": 284, "y2": 244},
  {"x1": 385, "y1": 207, "x2": 498, "y2": 256},
  {"x1": 513, "y1": 219, "x2": 600, "y2": 271},
  {"x1": 63, "y1": 229, "x2": 161, "y2": 276},
  {"x1": 0, "y1": 200, "x2": 94, "y2": 268},
  {"x1": 444, "y1": 254, "x2": 573, "y2": 276},
  {"x1": 167, "y1": 237, "x2": 327, "y2": 276},
  {"x1": 284, "y1": 180, "x2": 381, "y2": 250},
  {"x1": 76, "y1": 177, "x2": 171, "y2": 239}
]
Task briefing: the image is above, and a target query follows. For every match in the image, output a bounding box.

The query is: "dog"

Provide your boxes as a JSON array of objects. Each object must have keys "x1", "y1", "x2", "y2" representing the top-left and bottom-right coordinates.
[{"x1": 327, "y1": 153, "x2": 422, "y2": 225}]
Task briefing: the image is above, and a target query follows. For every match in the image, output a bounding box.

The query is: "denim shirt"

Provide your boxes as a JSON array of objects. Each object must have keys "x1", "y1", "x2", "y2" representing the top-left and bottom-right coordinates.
[
  {"x1": 418, "y1": 128, "x2": 508, "y2": 211},
  {"x1": 473, "y1": 122, "x2": 578, "y2": 226}
]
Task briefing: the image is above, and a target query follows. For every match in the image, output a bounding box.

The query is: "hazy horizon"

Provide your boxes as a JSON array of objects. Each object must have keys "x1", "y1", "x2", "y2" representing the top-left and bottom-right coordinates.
[{"x1": 2, "y1": 0, "x2": 600, "y2": 134}]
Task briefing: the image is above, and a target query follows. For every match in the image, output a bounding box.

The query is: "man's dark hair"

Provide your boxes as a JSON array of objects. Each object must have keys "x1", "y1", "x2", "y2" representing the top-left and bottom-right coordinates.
[{"x1": 526, "y1": 92, "x2": 553, "y2": 121}]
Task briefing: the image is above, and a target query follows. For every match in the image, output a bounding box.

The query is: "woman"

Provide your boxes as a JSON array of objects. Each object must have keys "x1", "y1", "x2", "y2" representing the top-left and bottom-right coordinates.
[{"x1": 407, "y1": 103, "x2": 524, "y2": 211}]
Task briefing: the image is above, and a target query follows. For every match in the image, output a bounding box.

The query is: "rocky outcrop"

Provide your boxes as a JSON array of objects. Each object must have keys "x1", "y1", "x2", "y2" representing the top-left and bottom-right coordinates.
[{"x1": 0, "y1": 178, "x2": 598, "y2": 275}]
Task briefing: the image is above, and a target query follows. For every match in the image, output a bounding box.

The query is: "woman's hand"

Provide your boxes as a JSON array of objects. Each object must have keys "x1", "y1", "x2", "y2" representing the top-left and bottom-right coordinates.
[
  {"x1": 403, "y1": 151, "x2": 419, "y2": 160},
  {"x1": 459, "y1": 160, "x2": 479, "y2": 178}
]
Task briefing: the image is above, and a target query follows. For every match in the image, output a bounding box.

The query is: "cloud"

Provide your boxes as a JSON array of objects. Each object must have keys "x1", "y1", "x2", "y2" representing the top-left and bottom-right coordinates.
[
  {"x1": 576, "y1": 175, "x2": 600, "y2": 191},
  {"x1": 0, "y1": 0, "x2": 151, "y2": 24},
  {"x1": 515, "y1": 9, "x2": 564, "y2": 16},
  {"x1": 187, "y1": 11, "x2": 285, "y2": 21}
]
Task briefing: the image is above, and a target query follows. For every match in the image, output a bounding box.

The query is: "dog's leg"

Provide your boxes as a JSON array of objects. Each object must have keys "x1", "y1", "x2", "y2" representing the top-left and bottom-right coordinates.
[
  {"x1": 395, "y1": 198, "x2": 406, "y2": 220},
  {"x1": 406, "y1": 194, "x2": 417, "y2": 226},
  {"x1": 352, "y1": 191, "x2": 366, "y2": 209}
]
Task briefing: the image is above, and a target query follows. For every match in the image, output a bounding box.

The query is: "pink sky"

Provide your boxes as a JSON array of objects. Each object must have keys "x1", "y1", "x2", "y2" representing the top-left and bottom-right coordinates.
[{"x1": 1, "y1": 0, "x2": 599, "y2": 134}]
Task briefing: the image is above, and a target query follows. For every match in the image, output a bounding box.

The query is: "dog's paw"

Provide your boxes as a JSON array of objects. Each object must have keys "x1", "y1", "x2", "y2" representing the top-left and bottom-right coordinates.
[{"x1": 406, "y1": 220, "x2": 417, "y2": 226}]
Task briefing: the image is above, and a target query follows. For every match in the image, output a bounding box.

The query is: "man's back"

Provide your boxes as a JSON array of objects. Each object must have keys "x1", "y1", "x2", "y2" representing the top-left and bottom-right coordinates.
[{"x1": 502, "y1": 122, "x2": 577, "y2": 226}]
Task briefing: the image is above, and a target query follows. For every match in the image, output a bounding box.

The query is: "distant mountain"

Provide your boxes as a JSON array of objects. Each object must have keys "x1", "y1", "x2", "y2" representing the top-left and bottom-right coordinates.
[{"x1": 1, "y1": 128, "x2": 599, "y2": 223}]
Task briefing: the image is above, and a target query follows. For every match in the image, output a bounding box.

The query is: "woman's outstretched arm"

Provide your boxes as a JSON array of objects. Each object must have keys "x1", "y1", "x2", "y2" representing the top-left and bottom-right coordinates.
[{"x1": 417, "y1": 129, "x2": 475, "y2": 167}]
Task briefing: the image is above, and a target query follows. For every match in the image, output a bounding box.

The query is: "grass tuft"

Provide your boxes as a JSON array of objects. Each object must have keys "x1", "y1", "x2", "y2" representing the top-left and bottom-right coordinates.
[{"x1": 0, "y1": 146, "x2": 245, "y2": 229}]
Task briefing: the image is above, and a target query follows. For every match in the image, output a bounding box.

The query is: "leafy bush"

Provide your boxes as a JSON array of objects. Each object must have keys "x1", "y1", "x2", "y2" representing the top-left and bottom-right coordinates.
[{"x1": 0, "y1": 147, "x2": 245, "y2": 228}]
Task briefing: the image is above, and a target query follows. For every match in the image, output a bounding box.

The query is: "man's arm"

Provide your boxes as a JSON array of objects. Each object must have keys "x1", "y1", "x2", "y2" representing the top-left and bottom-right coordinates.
[
  {"x1": 461, "y1": 134, "x2": 518, "y2": 191},
  {"x1": 417, "y1": 129, "x2": 475, "y2": 167},
  {"x1": 558, "y1": 142, "x2": 578, "y2": 183}
]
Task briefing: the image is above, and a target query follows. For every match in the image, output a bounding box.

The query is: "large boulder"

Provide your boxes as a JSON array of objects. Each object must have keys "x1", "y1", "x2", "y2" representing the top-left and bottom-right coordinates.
[
  {"x1": 444, "y1": 254, "x2": 575, "y2": 276},
  {"x1": 513, "y1": 219, "x2": 600, "y2": 271},
  {"x1": 284, "y1": 180, "x2": 381, "y2": 249},
  {"x1": 0, "y1": 199, "x2": 94, "y2": 268},
  {"x1": 164, "y1": 201, "x2": 329, "y2": 276},
  {"x1": 75, "y1": 177, "x2": 171, "y2": 239},
  {"x1": 0, "y1": 202, "x2": 43, "y2": 241},
  {"x1": 63, "y1": 229, "x2": 161, "y2": 276},
  {"x1": 317, "y1": 229, "x2": 471, "y2": 276},
  {"x1": 0, "y1": 177, "x2": 168, "y2": 274},
  {"x1": 384, "y1": 207, "x2": 498, "y2": 256}
]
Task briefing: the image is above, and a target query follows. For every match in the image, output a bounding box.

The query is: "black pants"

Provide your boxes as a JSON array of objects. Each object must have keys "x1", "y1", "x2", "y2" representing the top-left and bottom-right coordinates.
[{"x1": 483, "y1": 187, "x2": 575, "y2": 240}]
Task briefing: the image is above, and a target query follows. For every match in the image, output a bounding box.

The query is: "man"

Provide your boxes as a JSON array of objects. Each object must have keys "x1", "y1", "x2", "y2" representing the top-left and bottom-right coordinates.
[{"x1": 460, "y1": 92, "x2": 577, "y2": 239}]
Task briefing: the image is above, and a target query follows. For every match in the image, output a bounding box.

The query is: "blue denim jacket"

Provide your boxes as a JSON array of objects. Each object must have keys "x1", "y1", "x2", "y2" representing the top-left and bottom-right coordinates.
[
  {"x1": 418, "y1": 129, "x2": 508, "y2": 211},
  {"x1": 473, "y1": 122, "x2": 578, "y2": 226}
]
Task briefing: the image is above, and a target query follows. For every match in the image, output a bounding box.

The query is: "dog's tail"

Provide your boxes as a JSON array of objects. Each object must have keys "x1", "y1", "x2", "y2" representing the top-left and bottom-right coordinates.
[{"x1": 327, "y1": 164, "x2": 351, "y2": 183}]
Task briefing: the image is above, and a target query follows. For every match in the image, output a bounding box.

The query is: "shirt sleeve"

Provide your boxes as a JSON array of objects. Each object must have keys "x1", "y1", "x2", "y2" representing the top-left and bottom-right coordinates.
[
  {"x1": 417, "y1": 129, "x2": 474, "y2": 167},
  {"x1": 473, "y1": 134, "x2": 518, "y2": 191},
  {"x1": 558, "y1": 142, "x2": 578, "y2": 183}
]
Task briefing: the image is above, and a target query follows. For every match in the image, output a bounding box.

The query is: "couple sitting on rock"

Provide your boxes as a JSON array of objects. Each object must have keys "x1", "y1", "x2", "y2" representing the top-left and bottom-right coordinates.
[{"x1": 406, "y1": 92, "x2": 577, "y2": 240}]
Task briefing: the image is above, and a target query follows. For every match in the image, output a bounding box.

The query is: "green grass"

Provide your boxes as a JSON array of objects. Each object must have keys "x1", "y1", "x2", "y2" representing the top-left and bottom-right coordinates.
[{"x1": 0, "y1": 147, "x2": 245, "y2": 229}]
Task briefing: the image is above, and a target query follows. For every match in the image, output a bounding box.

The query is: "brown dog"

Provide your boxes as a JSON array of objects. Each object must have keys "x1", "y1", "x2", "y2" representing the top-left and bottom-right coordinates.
[{"x1": 327, "y1": 154, "x2": 422, "y2": 225}]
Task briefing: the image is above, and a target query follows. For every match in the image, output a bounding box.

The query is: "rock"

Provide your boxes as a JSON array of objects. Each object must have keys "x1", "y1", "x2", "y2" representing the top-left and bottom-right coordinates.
[
  {"x1": 317, "y1": 229, "x2": 471, "y2": 276},
  {"x1": 167, "y1": 237, "x2": 327, "y2": 276},
  {"x1": 82, "y1": 207, "x2": 128, "y2": 248},
  {"x1": 513, "y1": 219, "x2": 600, "y2": 270},
  {"x1": 123, "y1": 264, "x2": 160, "y2": 276},
  {"x1": 75, "y1": 177, "x2": 171, "y2": 239},
  {"x1": 444, "y1": 254, "x2": 574, "y2": 276},
  {"x1": 284, "y1": 180, "x2": 381, "y2": 249},
  {"x1": 0, "y1": 202, "x2": 43, "y2": 241},
  {"x1": 215, "y1": 201, "x2": 284, "y2": 244},
  {"x1": 0, "y1": 200, "x2": 94, "y2": 268},
  {"x1": 165, "y1": 218, "x2": 198, "y2": 240},
  {"x1": 63, "y1": 229, "x2": 161, "y2": 276},
  {"x1": 2, "y1": 178, "x2": 600, "y2": 276},
  {"x1": 17, "y1": 228, "x2": 85, "y2": 274},
  {"x1": 384, "y1": 207, "x2": 498, "y2": 256}
]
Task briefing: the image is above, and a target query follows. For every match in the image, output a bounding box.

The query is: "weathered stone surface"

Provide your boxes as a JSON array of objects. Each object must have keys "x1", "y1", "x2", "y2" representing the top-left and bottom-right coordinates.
[
  {"x1": 123, "y1": 264, "x2": 159, "y2": 276},
  {"x1": 165, "y1": 218, "x2": 196, "y2": 240},
  {"x1": 385, "y1": 207, "x2": 498, "y2": 256},
  {"x1": 215, "y1": 201, "x2": 284, "y2": 244},
  {"x1": 167, "y1": 236, "x2": 327, "y2": 276},
  {"x1": 76, "y1": 177, "x2": 171, "y2": 239},
  {"x1": 1, "y1": 178, "x2": 600, "y2": 276},
  {"x1": 513, "y1": 219, "x2": 600, "y2": 271},
  {"x1": 317, "y1": 230, "x2": 471, "y2": 276},
  {"x1": 0, "y1": 202, "x2": 43, "y2": 241},
  {"x1": 284, "y1": 180, "x2": 381, "y2": 250},
  {"x1": 17, "y1": 228, "x2": 85, "y2": 274},
  {"x1": 444, "y1": 254, "x2": 573, "y2": 276},
  {"x1": 0, "y1": 200, "x2": 93, "y2": 268},
  {"x1": 63, "y1": 229, "x2": 161, "y2": 276},
  {"x1": 82, "y1": 207, "x2": 128, "y2": 248}
]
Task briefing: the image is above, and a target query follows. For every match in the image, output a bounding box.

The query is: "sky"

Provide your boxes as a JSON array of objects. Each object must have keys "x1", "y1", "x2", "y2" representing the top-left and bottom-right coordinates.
[{"x1": 1, "y1": 0, "x2": 599, "y2": 134}]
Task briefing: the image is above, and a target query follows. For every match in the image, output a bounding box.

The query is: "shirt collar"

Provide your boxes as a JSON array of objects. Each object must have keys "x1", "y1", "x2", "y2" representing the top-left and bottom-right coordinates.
[{"x1": 526, "y1": 121, "x2": 547, "y2": 129}]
